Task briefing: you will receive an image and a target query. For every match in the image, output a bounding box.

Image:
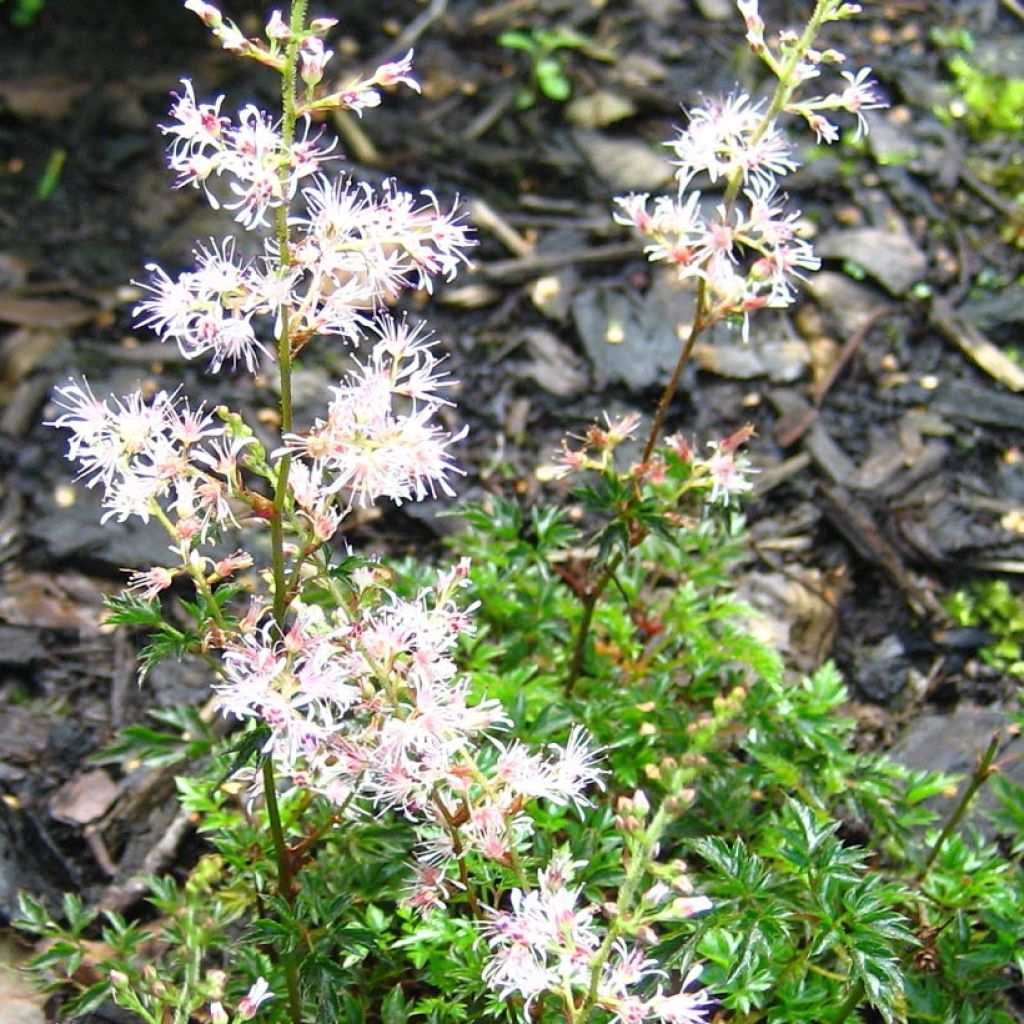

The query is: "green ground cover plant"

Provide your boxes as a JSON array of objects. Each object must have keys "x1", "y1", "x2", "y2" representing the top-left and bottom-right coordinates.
[{"x1": 13, "y1": 1, "x2": 1024, "y2": 1023}]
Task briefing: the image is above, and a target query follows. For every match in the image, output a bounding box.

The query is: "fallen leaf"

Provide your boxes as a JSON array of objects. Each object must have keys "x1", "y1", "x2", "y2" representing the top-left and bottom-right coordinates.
[
  {"x1": 1, "y1": 327, "x2": 64, "y2": 386},
  {"x1": 816, "y1": 225, "x2": 927, "y2": 296},
  {"x1": 0, "y1": 569, "x2": 110, "y2": 630},
  {"x1": 0, "y1": 295, "x2": 96, "y2": 330},
  {"x1": 49, "y1": 770, "x2": 120, "y2": 825},
  {"x1": 0, "y1": 76, "x2": 91, "y2": 121}
]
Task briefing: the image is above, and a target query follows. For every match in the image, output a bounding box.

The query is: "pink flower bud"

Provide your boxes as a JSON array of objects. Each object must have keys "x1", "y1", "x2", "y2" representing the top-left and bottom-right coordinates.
[
  {"x1": 373, "y1": 49, "x2": 420, "y2": 92},
  {"x1": 184, "y1": 0, "x2": 222, "y2": 27},
  {"x1": 300, "y1": 37, "x2": 333, "y2": 86},
  {"x1": 237, "y1": 977, "x2": 273, "y2": 1019},
  {"x1": 213, "y1": 551, "x2": 254, "y2": 578},
  {"x1": 265, "y1": 10, "x2": 289, "y2": 40}
]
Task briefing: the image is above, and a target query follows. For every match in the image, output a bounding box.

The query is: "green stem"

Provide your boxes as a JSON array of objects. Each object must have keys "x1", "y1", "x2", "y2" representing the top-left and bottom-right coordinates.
[
  {"x1": 565, "y1": 550, "x2": 623, "y2": 693},
  {"x1": 577, "y1": 802, "x2": 673, "y2": 1022},
  {"x1": 916, "y1": 732, "x2": 1001, "y2": 885},
  {"x1": 640, "y1": 277, "x2": 709, "y2": 465},
  {"x1": 262, "y1": 758, "x2": 304, "y2": 1023},
  {"x1": 831, "y1": 979, "x2": 865, "y2": 1024},
  {"x1": 269, "y1": 0, "x2": 307, "y2": 625},
  {"x1": 263, "y1": 5, "x2": 309, "y2": 1022}
]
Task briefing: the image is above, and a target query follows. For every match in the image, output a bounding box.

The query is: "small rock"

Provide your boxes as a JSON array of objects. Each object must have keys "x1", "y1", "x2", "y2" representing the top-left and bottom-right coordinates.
[
  {"x1": 0, "y1": 935, "x2": 47, "y2": 1024},
  {"x1": 805, "y1": 272, "x2": 886, "y2": 339},
  {"x1": 849, "y1": 633, "x2": 910, "y2": 703},
  {"x1": 816, "y1": 225, "x2": 927, "y2": 296},
  {"x1": 692, "y1": 0, "x2": 733, "y2": 19},
  {"x1": 530, "y1": 269, "x2": 577, "y2": 322},
  {"x1": 572, "y1": 272, "x2": 702, "y2": 391},
  {"x1": 515, "y1": 329, "x2": 588, "y2": 397},
  {"x1": 572, "y1": 131, "x2": 673, "y2": 192},
  {"x1": 633, "y1": 0, "x2": 683, "y2": 24},
  {"x1": 888, "y1": 706, "x2": 1024, "y2": 837},
  {"x1": 565, "y1": 91, "x2": 637, "y2": 129},
  {"x1": 693, "y1": 337, "x2": 810, "y2": 383}
]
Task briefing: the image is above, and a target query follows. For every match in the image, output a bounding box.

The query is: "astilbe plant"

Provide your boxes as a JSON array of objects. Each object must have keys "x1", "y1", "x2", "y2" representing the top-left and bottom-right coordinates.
[
  {"x1": 554, "y1": 0, "x2": 884, "y2": 689},
  {"x1": 30, "y1": 2, "x2": 1004, "y2": 1024},
  {"x1": 24, "y1": 3, "x2": 721, "y2": 1023}
]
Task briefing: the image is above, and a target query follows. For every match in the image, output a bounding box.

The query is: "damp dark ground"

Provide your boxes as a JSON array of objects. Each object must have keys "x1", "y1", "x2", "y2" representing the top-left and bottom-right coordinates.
[{"x1": 0, "y1": 0, "x2": 1023, "y2": 1011}]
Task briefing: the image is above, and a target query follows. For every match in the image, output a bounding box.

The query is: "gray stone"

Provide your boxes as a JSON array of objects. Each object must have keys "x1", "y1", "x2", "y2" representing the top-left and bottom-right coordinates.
[
  {"x1": 815, "y1": 226, "x2": 927, "y2": 296},
  {"x1": 887, "y1": 706, "x2": 1024, "y2": 836}
]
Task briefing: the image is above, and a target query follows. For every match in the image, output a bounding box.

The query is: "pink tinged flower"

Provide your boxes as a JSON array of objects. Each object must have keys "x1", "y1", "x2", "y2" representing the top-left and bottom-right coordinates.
[
  {"x1": 672, "y1": 96, "x2": 796, "y2": 188},
  {"x1": 206, "y1": 313, "x2": 268, "y2": 373},
  {"x1": 48, "y1": 377, "x2": 113, "y2": 469},
  {"x1": 126, "y1": 566, "x2": 176, "y2": 600},
  {"x1": 609, "y1": 995, "x2": 649, "y2": 1024},
  {"x1": 373, "y1": 49, "x2": 420, "y2": 92},
  {"x1": 308, "y1": 504, "x2": 342, "y2": 543},
  {"x1": 213, "y1": 550, "x2": 253, "y2": 578},
  {"x1": 163, "y1": 79, "x2": 227, "y2": 157},
  {"x1": 603, "y1": 939, "x2": 665, "y2": 996},
  {"x1": 741, "y1": 123, "x2": 799, "y2": 181},
  {"x1": 464, "y1": 802, "x2": 514, "y2": 861},
  {"x1": 839, "y1": 67, "x2": 886, "y2": 137},
  {"x1": 183, "y1": 0, "x2": 222, "y2": 28},
  {"x1": 101, "y1": 473, "x2": 162, "y2": 524},
  {"x1": 495, "y1": 740, "x2": 546, "y2": 793},
  {"x1": 645, "y1": 966, "x2": 713, "y2": 1024},
  {"x1": 806, "y1": 112, "x2": 840, "y2": 144},
  {"x1": 265, "y1": 9, "x2": 289, "y2": 40},
  {"x1": 613, "y1": 193, "x2": 653, "y2": 233},
  {"x1": 48, "y1": 381, "x2": 188, "y2": 514},
  {"x1": 300, "y1": 36, "x2": 333, "y2": 86},
  {"x1": 674, "y1": 895, "x2": 713, "y2": 917},
  {"x1": 213, "y1": 21, "x2": 250, "y2": 54},
  {"x1": 482, "y1": 941, "x2": 554, "y2": 1006},
  {"x1": 290, "y1": 118, "x2": 336, "y2": 180},
  {"x1": 401, "y1": 862, "x2": 452, "y2": 913},
  {"x1": 704, "y1": 447, "x2": 755, "y2": 504},
  {"x1": 134, "y1": 263, "x2": 196, "y2": 340},
  {"x1": 237, "y1": 977, "x2": 273, "y2": 1019},
  {"x1": 546, "y1": 725, "x2": 607, "y2": 809},
  {"x1": 338, "y1": 85, "x2": 384, "y2": 115},
  {"x1": 370, "y1": 316, "x2": 455, "y2": 406},
  {"x1": 736, "y1": 0, "x2": 764, "y2": 44}
]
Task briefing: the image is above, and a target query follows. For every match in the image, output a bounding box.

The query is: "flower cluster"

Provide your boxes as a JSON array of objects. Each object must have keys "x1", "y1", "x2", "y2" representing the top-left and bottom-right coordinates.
[
  {"x1": 214, "y1": 559, "x2": 605, "y2": 904},
  {"x1": 163, "y1": 78, "x2": 334, "y2": 229},
  {"x1": 483, "y1": 853, "x2": 713, "y2": 1023},
  {"x1": 50, "y1": 317, "x2": 469, "y2": 599},
  {"x1": 47, "y1": 11, "x2": 478, "y2": 605},
  {"x1": 48, "y1": 378, "x2": 238, "y2": 533},
  {"x1": 551, "y1": 413, "x2": 757, "y2": 507},
  {"x1": 278, "y1": 316, "x2": 465, "y2": 509},
  {"x1": 140, "y1": 169, "x2": 471, "y2": 376},
  {"x1": 614, "y1": 0, "x2": 885, "y2": 340}
]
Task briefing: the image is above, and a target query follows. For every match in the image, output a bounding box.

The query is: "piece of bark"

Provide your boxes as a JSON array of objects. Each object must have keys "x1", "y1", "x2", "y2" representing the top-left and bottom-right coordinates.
[
  {"x1": 818, "y1": 483, "x2": 942, "y2": 619},
  {"x1": 931, "y1": 295, "x2": 1024, "y2": 393}
]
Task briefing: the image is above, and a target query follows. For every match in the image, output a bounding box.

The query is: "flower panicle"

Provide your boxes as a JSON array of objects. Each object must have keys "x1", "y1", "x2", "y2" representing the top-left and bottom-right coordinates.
[{"x1": 613, "y1": 0, "x2": 886, "y2": 342}]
